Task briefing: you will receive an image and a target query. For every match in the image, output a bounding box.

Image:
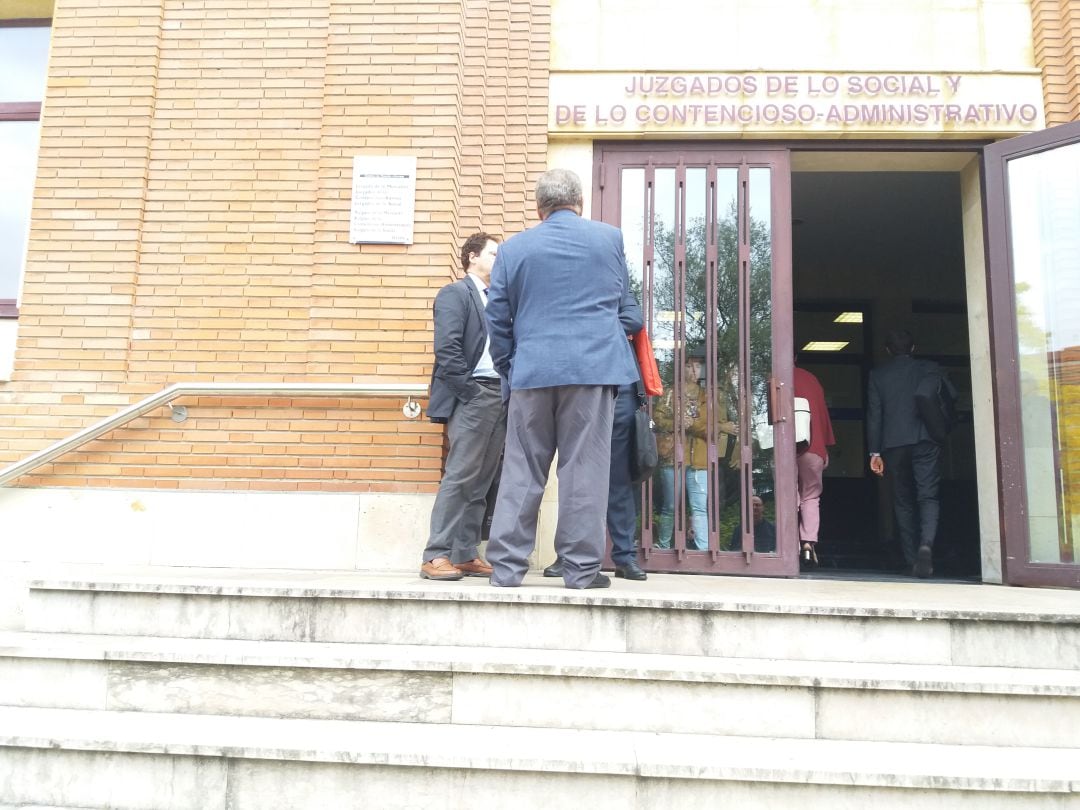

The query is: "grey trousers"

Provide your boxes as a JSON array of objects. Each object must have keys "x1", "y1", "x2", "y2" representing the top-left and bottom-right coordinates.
[
  {"x1": 423, "y1": 385, "x2": 507, "y2": 564},
  {"x1": 487, "y1": 385, "x2": 615, "y2": 589}
]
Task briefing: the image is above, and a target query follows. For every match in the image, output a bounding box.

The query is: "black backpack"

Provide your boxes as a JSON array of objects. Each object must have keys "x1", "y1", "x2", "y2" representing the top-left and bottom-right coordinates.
[{"x1": 914, "y1": 369, "x2": 958, "y2": 444}]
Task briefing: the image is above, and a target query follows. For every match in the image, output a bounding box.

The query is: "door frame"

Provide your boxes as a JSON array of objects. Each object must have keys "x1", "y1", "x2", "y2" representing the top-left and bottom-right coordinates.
[
  {"x1": 593, "y1": 142, "x2": 797, "y2": 576},
  {"x1": 593, "y1": 136, "x2": 1078, "y2": 586},
  {"x1": 984, "y1": 120, "x2": 1080, "y2": 588}
]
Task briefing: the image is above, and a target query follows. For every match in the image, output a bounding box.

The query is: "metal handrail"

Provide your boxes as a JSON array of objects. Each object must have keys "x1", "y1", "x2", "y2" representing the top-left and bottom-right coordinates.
[{"x1": 0, "y1": 381, "x2": 428, "y2": 488}]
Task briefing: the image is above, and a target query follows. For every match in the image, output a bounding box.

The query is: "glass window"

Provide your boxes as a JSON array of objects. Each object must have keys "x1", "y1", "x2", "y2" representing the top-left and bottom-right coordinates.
[
  {"x1": 0, "y1": 23, "x2": 51, "y2": 313},
  {"x1": 0, "y1": 26, "x2": 51, "y2": 100},
  {"x1": 0, "y1": 121, "x2": 41, "y2": 299},
  {"x1": 1006, "y1": 141, "x2": 1080, "y2": 565}
]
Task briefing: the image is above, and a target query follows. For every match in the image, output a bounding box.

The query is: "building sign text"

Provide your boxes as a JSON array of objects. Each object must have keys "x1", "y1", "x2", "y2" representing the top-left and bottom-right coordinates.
[{"x1": 550, "y1": 72, "x2": 1045, "y2": 137}]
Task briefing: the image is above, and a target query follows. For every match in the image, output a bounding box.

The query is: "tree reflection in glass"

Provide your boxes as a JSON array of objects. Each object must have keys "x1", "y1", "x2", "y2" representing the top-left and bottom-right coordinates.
[{"x1": 649, "y1": 188, "x2": 773, "y2": 550}]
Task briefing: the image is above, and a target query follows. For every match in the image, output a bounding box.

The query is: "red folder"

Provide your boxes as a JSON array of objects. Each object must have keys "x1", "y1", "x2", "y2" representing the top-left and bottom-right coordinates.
[{"x1": 631, "y1": 328, "x2": 663, "y2": 396}]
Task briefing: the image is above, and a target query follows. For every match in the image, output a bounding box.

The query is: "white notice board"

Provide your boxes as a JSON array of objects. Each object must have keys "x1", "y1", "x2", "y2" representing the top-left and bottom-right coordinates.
[{"x1": 349, "y1": 155, "x2": 417, "y2": 244}]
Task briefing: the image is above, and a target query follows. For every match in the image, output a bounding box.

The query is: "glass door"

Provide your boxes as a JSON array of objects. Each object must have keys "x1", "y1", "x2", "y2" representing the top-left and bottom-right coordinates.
[
  {"x1": 985, "y1": 121, "x2": 1080, "y2": 588},
  {"x1": 596, "y1": 145, "x2": 796, "y2": 575}
]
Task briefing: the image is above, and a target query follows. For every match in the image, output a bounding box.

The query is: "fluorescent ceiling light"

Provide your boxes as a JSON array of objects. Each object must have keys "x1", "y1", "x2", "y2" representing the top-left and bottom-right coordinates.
[
  {"x1": 802, "y1": 341, "x2": 849, "y2": 352},
  {"x1": 833, "y1": 312, "x2": 863, "y2": 323}
]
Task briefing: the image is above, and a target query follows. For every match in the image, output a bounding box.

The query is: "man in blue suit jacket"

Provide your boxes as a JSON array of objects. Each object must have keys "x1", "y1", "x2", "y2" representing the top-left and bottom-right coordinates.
[
  {"x1": 543, "y1": 285, "x2": 648, "y2": 581},
  {"x1": 485, "y1": 169, "x2": 641, "y2": 589},
  {"x1": 867, "y1": 329, "x2": 945, "y2": 578}
]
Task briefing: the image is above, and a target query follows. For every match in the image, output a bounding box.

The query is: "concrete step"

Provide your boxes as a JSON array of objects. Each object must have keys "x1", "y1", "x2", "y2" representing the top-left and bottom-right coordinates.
[
  {"x1": 0, "y1": 566, "x2": 25, "y2": 632},
  {"x1": 0, "y1": 706, "x2": 1077, "y2": 810},
  {"x1": 24, "y1": 566, "x2": 1080, "y2": 669},
  {"x1": 2, "y1": 631, "x2": 1079, "y2": 748}
]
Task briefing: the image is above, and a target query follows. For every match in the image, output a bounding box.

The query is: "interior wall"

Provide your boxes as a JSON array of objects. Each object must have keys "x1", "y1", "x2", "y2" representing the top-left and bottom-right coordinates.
[
  {"x1": 961, "y1": 159, "x2": 1003, "y2": 583},
  {"x1": 792, "y1": 171, "x2": 967, "y2": 335},
  {"x1": 792, "y1": 166, "x2": 987, "y2": 578}
]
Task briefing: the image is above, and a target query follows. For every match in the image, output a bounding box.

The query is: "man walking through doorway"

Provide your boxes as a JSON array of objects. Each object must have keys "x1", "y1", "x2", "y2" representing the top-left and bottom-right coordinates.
[
  {"x1": 420, "y1": 233, "x2": 506, "y2": 581},
  {"x1": 484, "y1": 168, "x2": 641, "y2": 589},
  {"x1": 867, "y1": 329, "x2": 944, "y2": 578}
]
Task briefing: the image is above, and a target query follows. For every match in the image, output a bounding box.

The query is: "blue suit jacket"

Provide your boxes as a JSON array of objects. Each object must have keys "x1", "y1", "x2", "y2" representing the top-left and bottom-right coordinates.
[{"x1": 485, "y1": 210, "x2": 641, "y2": 390}]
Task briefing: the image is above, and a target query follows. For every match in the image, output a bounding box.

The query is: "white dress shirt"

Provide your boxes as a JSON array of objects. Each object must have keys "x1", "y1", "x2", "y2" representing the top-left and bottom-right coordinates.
[{"x1": 467, "y1": 273, "x2": 499, "y2": 380}]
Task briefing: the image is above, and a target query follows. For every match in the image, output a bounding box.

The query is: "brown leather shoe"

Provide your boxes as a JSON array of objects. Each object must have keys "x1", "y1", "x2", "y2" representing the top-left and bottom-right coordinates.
[
  {"x1": 455, "y1": 558, "x2": 493, "y2": 577},
  {"x1": 421, "y1": 557, "x2": 465, "y2": 581}
]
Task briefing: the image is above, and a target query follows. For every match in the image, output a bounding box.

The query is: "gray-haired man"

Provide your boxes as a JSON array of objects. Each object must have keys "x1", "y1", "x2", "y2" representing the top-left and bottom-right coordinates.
[{"x1": 484, "y1": 169, "x2": 641, "y2": 589}]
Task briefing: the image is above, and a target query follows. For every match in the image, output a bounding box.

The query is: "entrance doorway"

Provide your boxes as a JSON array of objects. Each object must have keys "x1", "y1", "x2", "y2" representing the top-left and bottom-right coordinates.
[
  {"x1": 594, "y1": 129, "x2": 1080, "y2": 586},
  {"x1": 594, "y1": 144, "x2": 983, "y2": 579},
  {"x1": 791, "y1": 171, "x2": 980, "y2": 578}
]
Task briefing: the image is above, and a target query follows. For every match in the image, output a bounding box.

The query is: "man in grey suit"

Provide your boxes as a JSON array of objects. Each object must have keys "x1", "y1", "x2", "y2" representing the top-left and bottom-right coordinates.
[
  {"x1": 867, "y1": 329, "x2": 944, "y2": 578},
  {"x1": 420, "y1": 233, "x2": 507, "y2": 581},
  {"x1": 485, "y1": 169, "x2": 641, "y2": 589}
]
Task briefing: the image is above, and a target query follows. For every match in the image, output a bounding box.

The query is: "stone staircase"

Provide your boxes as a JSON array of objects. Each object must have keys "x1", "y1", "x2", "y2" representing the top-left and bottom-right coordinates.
[{"x1": 1, "y1": 566, "x2": 1079, "y2": 809}]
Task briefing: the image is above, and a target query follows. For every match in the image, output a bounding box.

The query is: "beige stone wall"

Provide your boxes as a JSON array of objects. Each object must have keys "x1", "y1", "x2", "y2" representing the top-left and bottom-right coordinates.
[
  {"x1": 1032, "y1": 0, "x2": 1080, "y2": 124},
  {"x1": 0, "y1": 0, "x2": 550, "y2": 493},
  {"x1": 552, "y1": 0, "x2": 1036, "y2": 73}
]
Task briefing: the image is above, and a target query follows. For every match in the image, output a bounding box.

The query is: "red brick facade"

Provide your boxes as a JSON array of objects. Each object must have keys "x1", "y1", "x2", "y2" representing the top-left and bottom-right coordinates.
[
  {"x1": 0, "y1": 0, "x2": 550, "y2": 492},
  {"x1": 1032, "y1": 0, "x2": 1080, "y2": 125}
]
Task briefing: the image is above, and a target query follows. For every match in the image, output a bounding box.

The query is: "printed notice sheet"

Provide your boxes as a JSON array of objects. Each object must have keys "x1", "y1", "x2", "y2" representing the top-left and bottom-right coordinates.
[{"x1": 349, "y1": 156, "x2": 417, "y2": 244}]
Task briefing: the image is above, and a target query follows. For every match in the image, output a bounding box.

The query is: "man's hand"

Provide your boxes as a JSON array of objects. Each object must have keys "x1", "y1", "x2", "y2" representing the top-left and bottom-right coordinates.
[{"x1": 870, "y1": 455, "x2": 884, "y2": 477}]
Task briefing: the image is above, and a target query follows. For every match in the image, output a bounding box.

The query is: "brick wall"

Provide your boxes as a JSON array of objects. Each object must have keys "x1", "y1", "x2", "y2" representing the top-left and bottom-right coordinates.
[
  {"x1": 0, "y1": 0, "x2": 550, "y2": 492},
  {"x1": 1031, "y1": 0, "x2": 1080, "y2": 125}
]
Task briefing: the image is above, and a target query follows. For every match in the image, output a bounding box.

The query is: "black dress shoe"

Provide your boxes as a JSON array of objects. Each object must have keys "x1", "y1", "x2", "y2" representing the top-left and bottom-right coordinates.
[
  {"x1": 543, "y1": 558, "x2": 563, "y2": 577},
  {"x1": 613, "y1": 561, "x2": 647, "y2": 581},
  {"x1": 914, "y1": 544, "x2": 933, "y2": 578},
  {"x1": 582, "y1": 572, "x2": 611, "y2": 589}
]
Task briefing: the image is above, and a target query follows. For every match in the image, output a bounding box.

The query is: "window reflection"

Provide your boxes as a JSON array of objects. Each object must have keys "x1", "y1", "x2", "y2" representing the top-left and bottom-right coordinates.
[
  {"x1": 0, "y1": 26, "x2": 51, "y2": 100},
  {"x1": 631, "y1": 163, "x2": 777, "y2": 555},
  {"x1": 0, "y1": 122, "x2": 41, "y2": 299},
  {"x1": 1, "y1": 24, "x2": 51, "y2": 305},
  {"x1": 651, "y1": 169, "x2": 680, "y2": 548},
  {"x1": 1007, "y1": 141, "x2": 1080, "y2": 564},
  {"x1": 714, "y1": 169, "x2": 742, "y2": 547},
  {"x1": 747, "y1": 168, "x2": 775, "y2": 552}
]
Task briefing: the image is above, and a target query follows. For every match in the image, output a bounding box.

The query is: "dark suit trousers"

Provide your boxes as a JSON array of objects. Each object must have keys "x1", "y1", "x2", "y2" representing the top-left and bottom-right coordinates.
[
  {"x1": 608, "y1": 384, "x2": 638, "y2": 566},
  {"x1": 883, "y1": 441, "x2": 942, "y2": 566},
  {"x1": 423, "y1": 385, "x2": 507, "y2": 564}
]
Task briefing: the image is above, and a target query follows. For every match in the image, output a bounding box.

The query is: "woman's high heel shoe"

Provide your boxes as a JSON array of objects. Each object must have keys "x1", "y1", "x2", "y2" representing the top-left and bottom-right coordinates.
[{"x1": 801, "y1": 542, "x2": 818, "y2": 568}]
